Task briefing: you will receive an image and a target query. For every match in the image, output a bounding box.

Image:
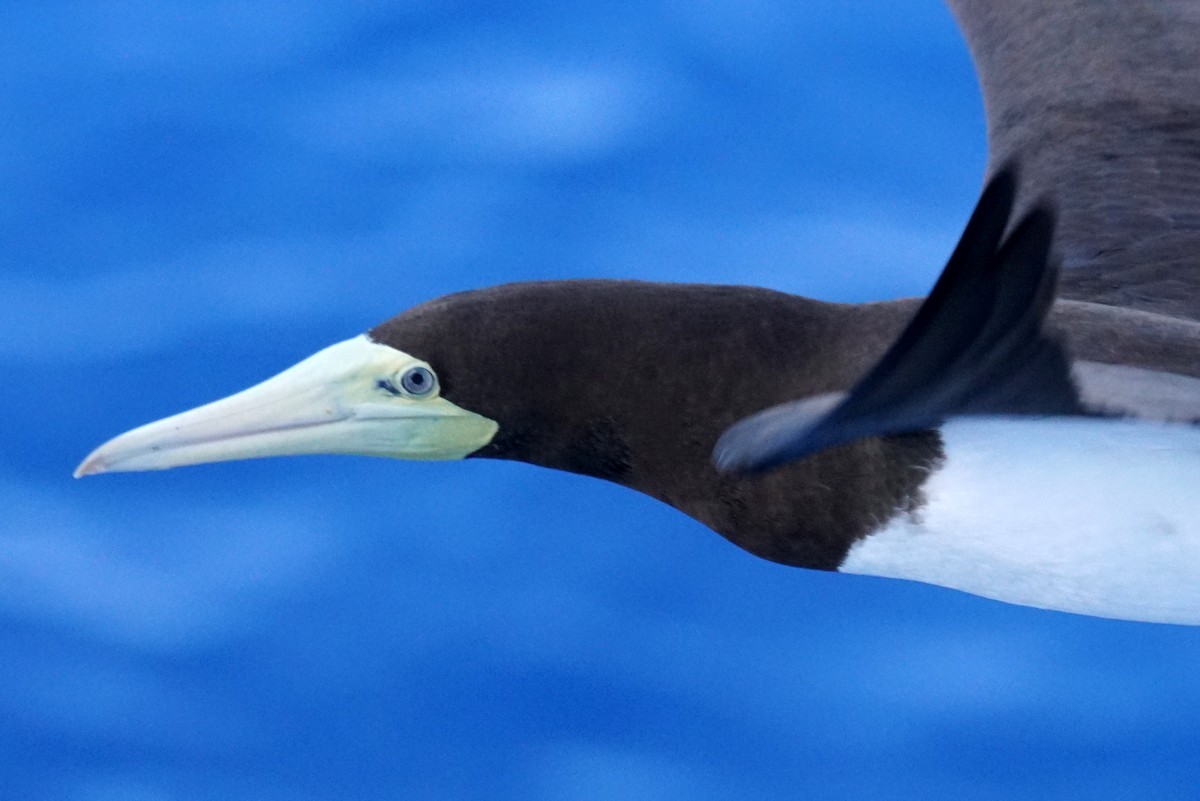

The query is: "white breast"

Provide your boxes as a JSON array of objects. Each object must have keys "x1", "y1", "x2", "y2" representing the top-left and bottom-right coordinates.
[{"x1": 839, "y1": 417, "x2": 1200, "y2": 624}]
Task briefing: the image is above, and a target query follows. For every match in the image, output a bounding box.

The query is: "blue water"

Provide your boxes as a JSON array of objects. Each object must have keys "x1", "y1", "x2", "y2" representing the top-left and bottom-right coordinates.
[{"x1": 4, "y1": 2, "x2": 1200, "y2": 799}]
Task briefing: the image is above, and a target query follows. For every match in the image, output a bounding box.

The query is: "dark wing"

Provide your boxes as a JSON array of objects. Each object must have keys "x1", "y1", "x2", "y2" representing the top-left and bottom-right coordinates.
[
  {"x1": 713, "y1": 166, "x2": 1081, "y2": 474},
  {"x1": 948, "y1": 0, "x2": 1200, "y2": 321}
]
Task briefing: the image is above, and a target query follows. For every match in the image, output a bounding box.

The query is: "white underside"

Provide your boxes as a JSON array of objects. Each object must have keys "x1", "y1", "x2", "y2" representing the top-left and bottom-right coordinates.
[{"x1": 839, "y1": 417, "x2": 1200, "y2": 624}]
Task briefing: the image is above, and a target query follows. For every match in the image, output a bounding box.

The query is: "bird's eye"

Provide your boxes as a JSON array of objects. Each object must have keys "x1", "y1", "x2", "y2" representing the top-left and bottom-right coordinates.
[{"x1": 399, "y1": 365, "x2": 437, "y2": 396}]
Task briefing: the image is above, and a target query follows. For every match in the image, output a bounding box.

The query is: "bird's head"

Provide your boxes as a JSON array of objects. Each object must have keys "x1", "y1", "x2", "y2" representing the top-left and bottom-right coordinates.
[
  {"x1": 75, "y1": 279, "x2": 926, "y2": 569},
  {"x1": 77, "y1": 279, "x2": 790, "y2": 481}
]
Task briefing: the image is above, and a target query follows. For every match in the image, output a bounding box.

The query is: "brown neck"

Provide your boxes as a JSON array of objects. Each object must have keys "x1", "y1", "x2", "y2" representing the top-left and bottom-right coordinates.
[{"x1": 372, "y1": 280, "x2": 941, "y2": 569}]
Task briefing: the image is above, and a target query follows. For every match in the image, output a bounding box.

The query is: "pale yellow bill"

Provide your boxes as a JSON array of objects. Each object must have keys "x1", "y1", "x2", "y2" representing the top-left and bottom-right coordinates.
[{"x1": 75, "y1": 335, "x2": 497, "y2": 477}]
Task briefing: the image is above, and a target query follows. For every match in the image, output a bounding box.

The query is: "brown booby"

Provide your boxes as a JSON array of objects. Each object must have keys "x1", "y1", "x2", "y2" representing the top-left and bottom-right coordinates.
[{"x1": 77, "y1": 0, "x2": 1200, "y2": 624}]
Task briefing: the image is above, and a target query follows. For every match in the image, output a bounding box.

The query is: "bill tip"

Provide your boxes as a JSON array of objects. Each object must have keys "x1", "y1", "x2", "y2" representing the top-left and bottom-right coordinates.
[{"x1": 73, "y1": 454, "x2": 105, "y2": 478}]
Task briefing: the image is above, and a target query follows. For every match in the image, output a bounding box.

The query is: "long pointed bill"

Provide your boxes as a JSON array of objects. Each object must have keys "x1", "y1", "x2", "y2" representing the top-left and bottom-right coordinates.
[{"x1": 75, "y1": 335, "x2": 498, "y2": 477}]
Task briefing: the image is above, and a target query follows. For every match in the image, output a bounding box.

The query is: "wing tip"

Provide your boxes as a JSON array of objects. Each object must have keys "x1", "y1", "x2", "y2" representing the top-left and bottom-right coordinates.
[
  {"x1": 712, "y1": 415, "x2": 785, "y2": 475},
  {"x1": 712, "y1": 393, "x2": 845, "y2": 475}
]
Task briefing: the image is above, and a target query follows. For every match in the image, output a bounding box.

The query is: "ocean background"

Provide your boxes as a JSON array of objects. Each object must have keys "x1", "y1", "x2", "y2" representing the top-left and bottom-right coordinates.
[{"x1": 5, "y1": 1, "x2": 1200, "y2": 798}]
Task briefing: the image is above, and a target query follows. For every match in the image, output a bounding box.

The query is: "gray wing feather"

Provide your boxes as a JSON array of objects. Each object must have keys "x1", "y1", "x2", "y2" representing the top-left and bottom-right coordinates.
[
  {"x1": 948, "y1": 0, "x2": 1200, "y2": 321},
  {"x1": 1071, "y1": 361, "x2": 1200, "y2": 423}
]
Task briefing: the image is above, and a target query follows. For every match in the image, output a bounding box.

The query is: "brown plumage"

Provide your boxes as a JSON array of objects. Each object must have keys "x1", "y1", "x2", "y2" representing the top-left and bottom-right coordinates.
[{"x1": 370, "y1": 280, "x2": 940, "y2": 569}]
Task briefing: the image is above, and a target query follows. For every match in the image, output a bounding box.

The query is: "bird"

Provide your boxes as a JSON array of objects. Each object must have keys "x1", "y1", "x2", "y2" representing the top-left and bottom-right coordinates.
[{"x1": 76, "y1": 0, "x2": 1200, "y2": 625}]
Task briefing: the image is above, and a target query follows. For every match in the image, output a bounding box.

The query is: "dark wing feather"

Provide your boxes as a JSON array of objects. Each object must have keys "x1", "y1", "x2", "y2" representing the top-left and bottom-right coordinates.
[
  {"x1": 947, "y1": 0, "x2": 1200, "y2": 321},
  {"x1": 713, "y1": 167, "x2": 1081, "y2": 474}
]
